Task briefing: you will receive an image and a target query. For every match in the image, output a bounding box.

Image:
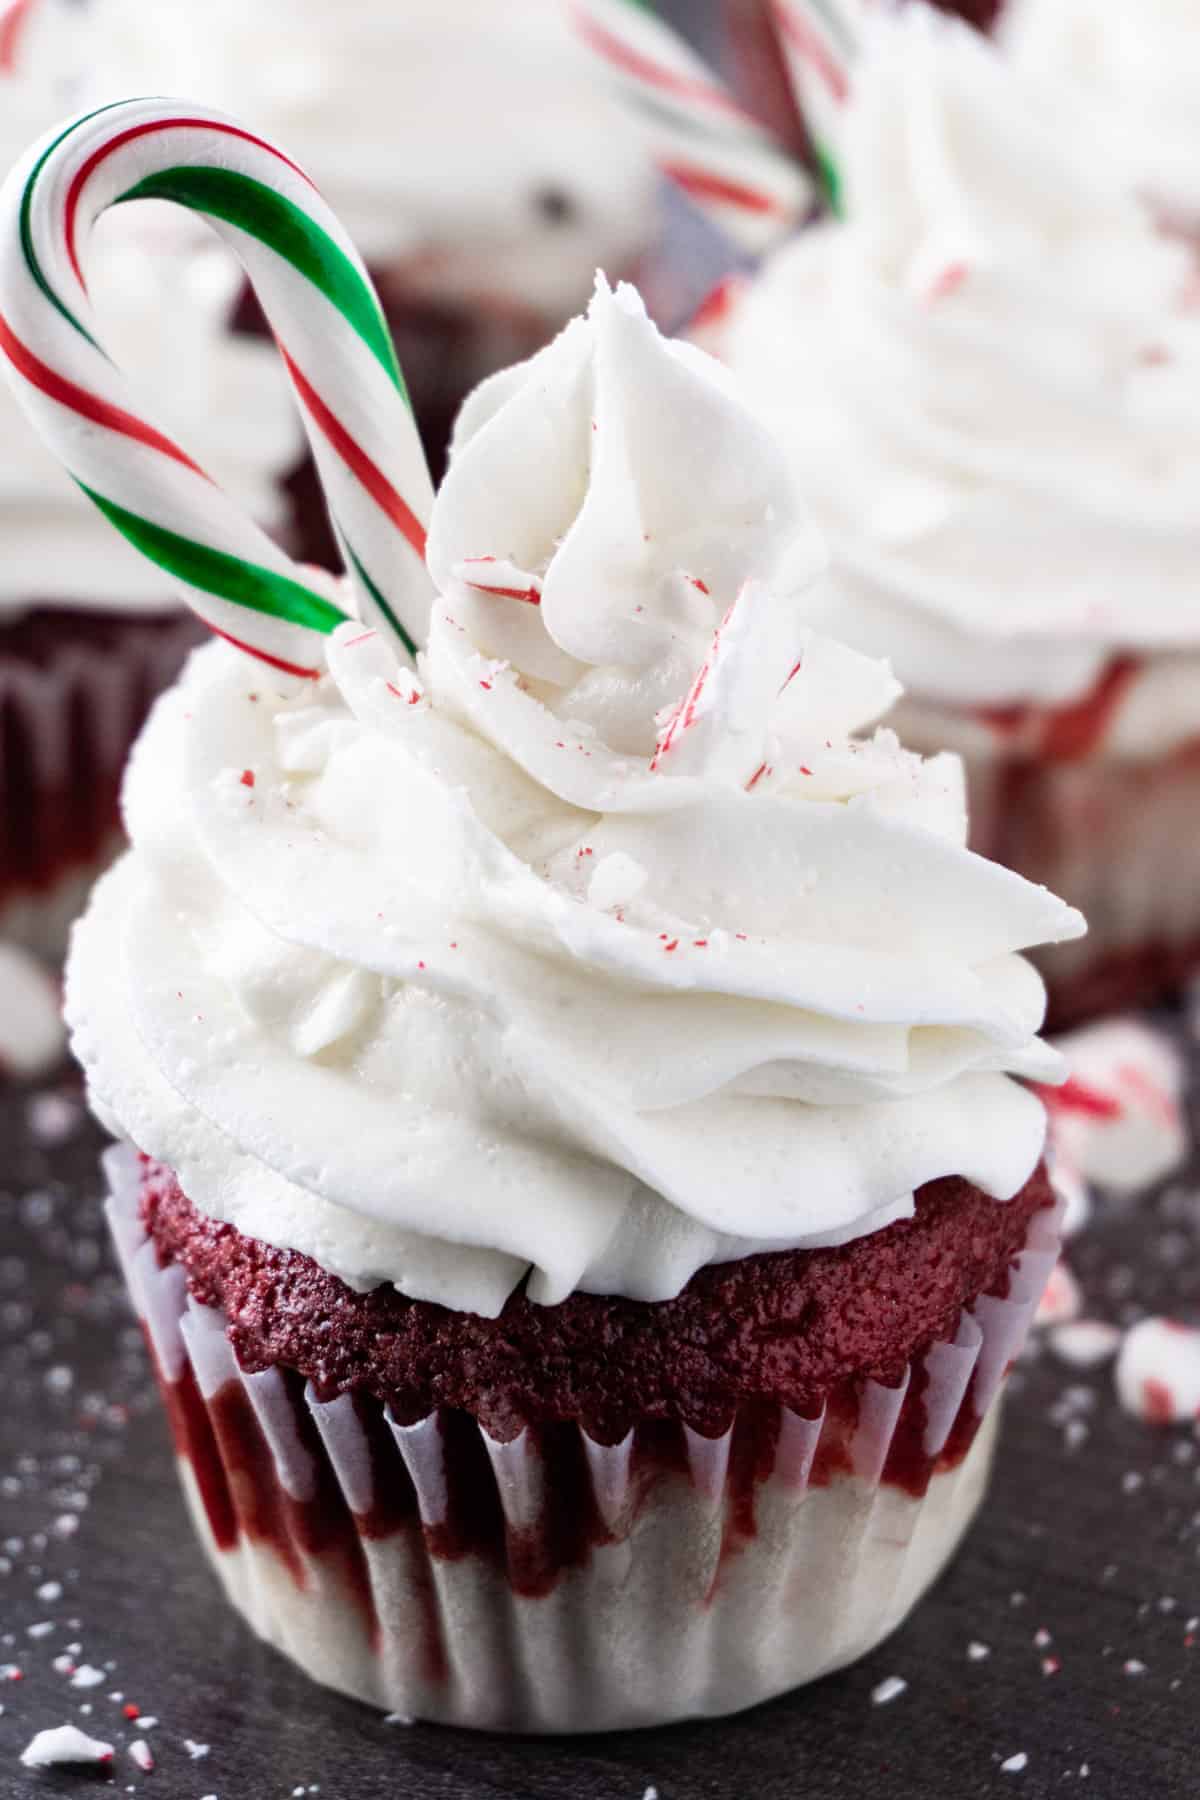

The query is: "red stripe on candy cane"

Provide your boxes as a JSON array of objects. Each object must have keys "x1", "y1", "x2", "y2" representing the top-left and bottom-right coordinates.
[
  {"x1": 279, "y1": 347, "x2": 426, "y2": 561},
  {"x1": 210, "y1": 623, "x2": 322, "y2": 682},
  {"x1": 659, "y1": 162, "x2": 782, "y2": 217},
  {"x1": 63, "y1": 118, "x2": 316, "y2": 292},
  {"x1": 0, "y1": 0, "x2": 36, "y2": 73},
  {"x1": 775, "y1": 3, "x2": 849, "y2": 103},
  {"x1": 573, "y1": 7, "x2": 745, "y2": 120},
  {"x1": 0, "y1": 309, "x2": 210, "y2": 476}
]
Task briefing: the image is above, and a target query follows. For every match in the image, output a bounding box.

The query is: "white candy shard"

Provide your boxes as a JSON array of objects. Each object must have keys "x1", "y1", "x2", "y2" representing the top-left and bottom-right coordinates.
[{"x1": 20, "y1": 1724, "x2": 113, "y2": 1768}]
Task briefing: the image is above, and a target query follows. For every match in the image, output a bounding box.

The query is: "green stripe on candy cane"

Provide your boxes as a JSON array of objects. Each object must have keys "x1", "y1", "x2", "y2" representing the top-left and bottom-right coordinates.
[
  {"x1": 769, "y1": 0, "x2": 859, "y2": 211},
  {"x1": 0, "y1": 98, "x2": 435, "y2": 681},
  {"x1": 79, "y1": 485, "x2": 348, "y2": 638},
  {"x1": 116, "y1": 165, "x2": 407, "y2": 400}
]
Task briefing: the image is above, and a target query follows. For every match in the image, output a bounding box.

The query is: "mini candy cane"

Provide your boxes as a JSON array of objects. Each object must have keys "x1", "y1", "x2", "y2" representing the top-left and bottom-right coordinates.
[
  {"x1": 0, "y1": 99, "x2": 435, "y2": 681},
  {"x1": 572, "y1": 0, "x2": 813, "y2": 253},
  {"x1": 769, "y1": 0, "x2": 867, "y2": 210}
]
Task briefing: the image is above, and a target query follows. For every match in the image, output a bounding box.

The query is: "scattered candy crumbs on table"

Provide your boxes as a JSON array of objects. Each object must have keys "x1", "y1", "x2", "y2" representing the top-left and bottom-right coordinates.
[{"x1": 870, "y1": 1676, "x2": 907, "y2": 1706}]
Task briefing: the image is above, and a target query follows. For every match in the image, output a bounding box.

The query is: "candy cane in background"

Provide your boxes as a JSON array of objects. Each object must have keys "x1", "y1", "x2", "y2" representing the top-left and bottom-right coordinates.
[
  {"x1": 768, "y1": 0, "x2": 867, "y2": 210},
  {"x1": 0, "y1": 99, "x2": 436, "y2": 680},
  {"x1": 571, "y1": 0, "x2": 814, "y2": 253}
]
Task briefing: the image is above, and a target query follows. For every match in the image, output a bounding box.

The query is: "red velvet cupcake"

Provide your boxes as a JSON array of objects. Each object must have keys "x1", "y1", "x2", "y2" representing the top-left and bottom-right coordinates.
[{"x1": 62, "y1": 276, "x2": 1082, "y2": 1729}]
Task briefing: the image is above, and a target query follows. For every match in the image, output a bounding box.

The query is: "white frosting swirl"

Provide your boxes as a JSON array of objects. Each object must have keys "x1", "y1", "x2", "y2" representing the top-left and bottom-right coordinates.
[
  {"x1": 88, "y1": 0, "x2": 657, "y2": 317},
  {"x1": 720, "y1": 8, "x2": 1200, "y2": 735},
  {"x1": 67, "y1": 281, "x2": 1083, "y2": 1317},
  {"x1": 1003, "y1": 0, "x2": 1200, "y2": 231},
  {"x1": 1, "y1": 0, "x2": 304, "y2": 620}
]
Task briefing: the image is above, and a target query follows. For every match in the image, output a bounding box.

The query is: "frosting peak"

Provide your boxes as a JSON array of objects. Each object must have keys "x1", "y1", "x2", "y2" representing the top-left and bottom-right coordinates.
[{"x1": 68, "y1": 283, "x2": 1084, "y2": 1317}]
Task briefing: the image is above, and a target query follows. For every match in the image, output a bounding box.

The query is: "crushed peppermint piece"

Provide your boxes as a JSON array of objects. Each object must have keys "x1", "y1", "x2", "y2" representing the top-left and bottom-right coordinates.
[
  {"x1": 26, "y1": 1621, "x2": 54, "y2": 1639},
  {"x1": 384, "y1": 1712, "x2": 414, "y2": 1726},
  {"x1": 1124, "y1": 1659, "x2": 1147, "y2": 1676},
  {"x1": 1116, "y1": 1318, "x2": 1200, "y2": 1425},
  {"x1": 129, "y1": 1740, "x2": 154, "y2": 1772},
  {"x1": 185, "y1": 1740, "x2": 210, "y2": 1760},
  {"x1": 70, "y1": 1664, "x2": 106, "y2": 1689},
  {"x1": 870, "y1": 1675, "x2": 907, "y2": 1706},
  {"x1": 20, "y1": 1724, "x2": 113, "y2": 1768},
  {"x1": 36, "y1": 1581, "x2": 63, "y2": 1603},
  {"x1": 967, "y1": 1642, "x2": 991, "y2": 1662},
  {"x1": 1001, "y1": 1752, "x2": 1029, "y2": 1774}
]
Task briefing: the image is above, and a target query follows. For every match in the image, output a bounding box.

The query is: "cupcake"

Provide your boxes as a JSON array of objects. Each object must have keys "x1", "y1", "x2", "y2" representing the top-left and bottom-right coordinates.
[
  {"x1": 713, "y1": 5, "x2": 1200, "y2": 1027},
  {"x1": 64, "y1": 276, "x2": 1082, "y2": 1729},
  {"x1": 89, "y1": 0, "x2": 660, "y2": 516},
  {"x1": 0, "y1": 15, "x2": 304, "y2": 953},
  {"x1": 1002, "y1": 0, "x2": 1200, "y2": 239}
]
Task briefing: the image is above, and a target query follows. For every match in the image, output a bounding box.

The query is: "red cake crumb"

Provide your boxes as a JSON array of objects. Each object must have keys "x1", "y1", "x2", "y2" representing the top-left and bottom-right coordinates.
[{"x1": 140, "y1": 1160, "x2": 1054, "y2": 1444}]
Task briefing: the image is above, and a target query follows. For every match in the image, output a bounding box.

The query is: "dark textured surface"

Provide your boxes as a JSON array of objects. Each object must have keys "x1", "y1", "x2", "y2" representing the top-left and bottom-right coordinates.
[
  {"x1": 0, "y1": 1013, "x2": 1197, "y2": 1798},
  {"x1": 142, "y1": 1158, "x2": 1050, "y2": 1442}
]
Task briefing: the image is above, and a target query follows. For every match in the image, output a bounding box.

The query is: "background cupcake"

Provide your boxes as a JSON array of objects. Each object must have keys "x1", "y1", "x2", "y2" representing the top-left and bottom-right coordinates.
[
  {"x1": 0, "y1": 0, "x2": 304, "y2": 958},
  {"x1": 89, "y1": 0, "x2": 662, "y2": 527},
  {"x1": 3, "y1": 85, "x2": 1082, "y2": 1723},
  {"x1": 710, "y1": 5, "x2": 1200, "y2": 1026}
]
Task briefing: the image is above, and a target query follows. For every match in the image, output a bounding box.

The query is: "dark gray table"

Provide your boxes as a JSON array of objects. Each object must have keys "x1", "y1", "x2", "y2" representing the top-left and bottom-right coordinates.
[{"x1": 0, "y1": 1017, "x2": 1197, "y2": 1800}]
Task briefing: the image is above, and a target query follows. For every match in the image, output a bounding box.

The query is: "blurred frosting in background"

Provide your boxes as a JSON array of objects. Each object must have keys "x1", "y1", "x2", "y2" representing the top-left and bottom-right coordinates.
[
  {"x1": 1002, "y1": 0, "x2": 1200, "y2": 237},
  {"x1": 708, "y1": 2, "x2": 1200, "y2": 1019},
  {"x1": 720, "y1": 6, "x2": 1200, "y2": 734}
]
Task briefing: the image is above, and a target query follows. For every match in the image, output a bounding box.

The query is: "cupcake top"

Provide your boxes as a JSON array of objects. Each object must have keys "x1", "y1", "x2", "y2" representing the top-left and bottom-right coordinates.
[
  {"x1": 720, "y1": 7, "x2": 1200, "y2": 736},
  {"x1": 88, "y1": 0, "x2": 658, "y2": 320},
  {"x1": 1003, "y1": 0, "x2": 1200, "y2": 231},
  {"x1": 68, "y1": 282, "x2": 1083, "y2": 1318},
  {"x1": 1, "y1": 3, "x2": 303, "y2": 619}
]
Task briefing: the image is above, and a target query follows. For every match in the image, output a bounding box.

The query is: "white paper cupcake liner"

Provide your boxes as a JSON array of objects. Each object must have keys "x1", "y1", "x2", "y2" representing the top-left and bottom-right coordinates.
[
  {"x1": 0, "y1": 615, "x2": 199, "y2": 956},
  {"x1": 105, "y1": 1145, "x2": 1062, "y2": 1733}
]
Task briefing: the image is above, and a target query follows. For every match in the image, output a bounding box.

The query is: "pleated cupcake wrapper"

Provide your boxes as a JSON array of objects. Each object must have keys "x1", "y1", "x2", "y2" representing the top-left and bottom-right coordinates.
[
  {"x1": 105, "y1": 1143, "x2": 1062, "y2": 1731},
  {"x1": 0, "y1": 617, "x2": 199, "y2": 955}
]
